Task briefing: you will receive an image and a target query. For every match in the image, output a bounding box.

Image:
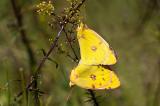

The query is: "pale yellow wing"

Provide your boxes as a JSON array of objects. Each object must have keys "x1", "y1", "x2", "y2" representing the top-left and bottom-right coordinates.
[
  {"x1": 70, "y1": 64, "x2": 120, "y2": 90},
  {"x1": 77, "y1": 23, "x2": 117, "y2": 65}
]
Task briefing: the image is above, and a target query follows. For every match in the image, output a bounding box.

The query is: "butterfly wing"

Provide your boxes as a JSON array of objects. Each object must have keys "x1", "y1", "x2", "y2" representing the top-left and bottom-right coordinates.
[
  {"x1": 70, "y1": 64, "x2": 120, "y2": 90},
  {"x1": 77, "y1": 23, "x2": 117, "y2": 65}
]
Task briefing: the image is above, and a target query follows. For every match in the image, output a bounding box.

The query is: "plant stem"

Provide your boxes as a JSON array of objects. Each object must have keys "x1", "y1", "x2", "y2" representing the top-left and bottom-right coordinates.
[
  {"x1": 88, "y1": 90, "x2": 99, "y2": 106},
  {"x1": 10, "y1": 0, "x2": 37, "y2": 105},
  {"x1": 10, "y1": 0, "x2": 36, "y2": 72}
]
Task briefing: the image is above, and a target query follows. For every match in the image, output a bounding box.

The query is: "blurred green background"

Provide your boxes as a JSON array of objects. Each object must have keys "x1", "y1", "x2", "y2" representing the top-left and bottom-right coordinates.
[{"x1": 0, "y1": 0, "x2": 160, "y2": 106}]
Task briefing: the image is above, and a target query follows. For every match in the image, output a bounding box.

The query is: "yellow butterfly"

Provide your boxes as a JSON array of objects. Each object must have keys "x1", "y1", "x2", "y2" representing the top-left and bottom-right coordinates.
[
  {"x1": 77, "y1": 23, "x2": 117, "y2": 65},
  {"x1": 70, "y1": 64, "x2": 120, "y2": 90}
]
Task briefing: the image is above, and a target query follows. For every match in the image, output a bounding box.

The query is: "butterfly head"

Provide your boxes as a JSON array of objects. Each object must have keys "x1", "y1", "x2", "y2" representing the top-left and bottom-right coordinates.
[{"x1": 77, "y1": 22, "x2": 88, "y2": 39}]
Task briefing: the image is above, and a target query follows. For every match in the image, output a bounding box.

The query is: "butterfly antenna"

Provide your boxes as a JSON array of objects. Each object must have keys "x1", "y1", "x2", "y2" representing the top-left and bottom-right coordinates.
[{"x1": 66, "y1": 86, "x2": 74, "y2": 102}]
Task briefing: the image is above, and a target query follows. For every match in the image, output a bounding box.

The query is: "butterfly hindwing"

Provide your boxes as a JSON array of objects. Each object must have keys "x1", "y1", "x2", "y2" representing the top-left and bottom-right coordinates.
[{"x1": 70, "y1": 64, "x2": 120, "y2": 90}]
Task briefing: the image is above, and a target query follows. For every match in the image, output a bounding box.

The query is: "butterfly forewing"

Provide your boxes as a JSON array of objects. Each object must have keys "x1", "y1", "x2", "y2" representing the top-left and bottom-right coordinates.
[{"x1": 77, "y1": 23, "x2": 117, "y2": 65}]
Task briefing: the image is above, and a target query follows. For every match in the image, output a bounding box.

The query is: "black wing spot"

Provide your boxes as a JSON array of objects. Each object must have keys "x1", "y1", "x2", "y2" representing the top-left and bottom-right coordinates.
[{"x1": 102, "y1": 77, "x2": 105, "y2": 81}]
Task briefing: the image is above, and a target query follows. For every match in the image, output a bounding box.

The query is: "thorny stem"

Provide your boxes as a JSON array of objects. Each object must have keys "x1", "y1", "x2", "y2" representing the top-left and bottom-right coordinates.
[
  {"x1": 15, "y1": 25, "x2": 64, "y2": 105},
  {"x1": 35, "y1": 26, "x2": 64, "y2": 75}
]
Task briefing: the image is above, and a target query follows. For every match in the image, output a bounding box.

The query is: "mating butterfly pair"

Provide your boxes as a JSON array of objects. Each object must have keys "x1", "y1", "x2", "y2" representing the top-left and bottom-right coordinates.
[{"x1": 69, "y1": 23, "x2": 120, "y2": 90}]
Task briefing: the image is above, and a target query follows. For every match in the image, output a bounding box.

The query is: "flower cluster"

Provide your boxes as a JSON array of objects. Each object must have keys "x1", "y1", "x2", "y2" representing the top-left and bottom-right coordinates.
[{"x1": 36, "y1": 1, "x2": 54, "y2": 15}]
